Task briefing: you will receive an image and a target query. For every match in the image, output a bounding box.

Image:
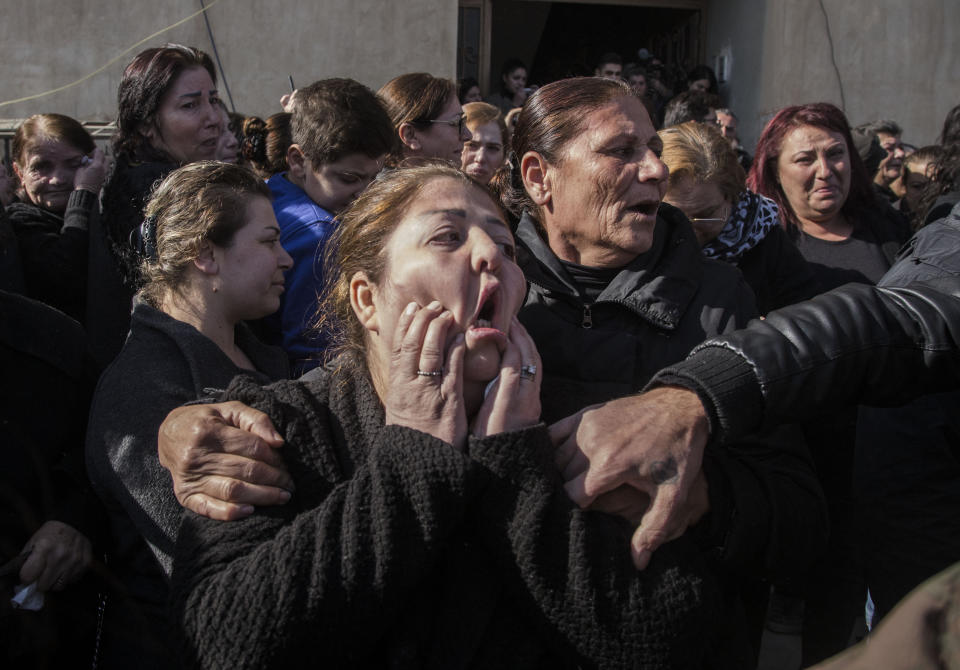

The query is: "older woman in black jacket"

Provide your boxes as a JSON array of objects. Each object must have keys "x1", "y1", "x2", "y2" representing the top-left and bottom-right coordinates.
[{"x1": 6, "y1": 114, "x2": 106, "y2": 321}]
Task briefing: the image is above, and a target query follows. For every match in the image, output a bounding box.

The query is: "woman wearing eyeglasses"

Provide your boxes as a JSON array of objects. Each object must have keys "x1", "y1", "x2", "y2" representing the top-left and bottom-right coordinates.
[
  {"x1": 659, "y1": 121, "x2": 819, "y2": 314},
  {"x1": 378, "y1": 73, "x2": 472, "y2": 166}
]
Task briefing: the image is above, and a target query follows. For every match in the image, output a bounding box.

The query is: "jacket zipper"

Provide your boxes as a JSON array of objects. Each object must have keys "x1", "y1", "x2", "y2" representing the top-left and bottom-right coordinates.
[{"x1": 522, "y1": 276, "x2": 600, "y2": 330}]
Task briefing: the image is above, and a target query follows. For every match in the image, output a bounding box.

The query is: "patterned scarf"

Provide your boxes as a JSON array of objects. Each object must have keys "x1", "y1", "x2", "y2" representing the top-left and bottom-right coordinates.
[{"x1": 701, "y1": 190, "x2": 780, "y2": 262}]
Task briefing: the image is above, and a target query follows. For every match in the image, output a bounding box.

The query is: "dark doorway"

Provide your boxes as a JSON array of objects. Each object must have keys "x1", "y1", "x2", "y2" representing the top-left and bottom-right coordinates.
[{"x1": 488, "y1": 1, "x2": 702, "y2": 95}]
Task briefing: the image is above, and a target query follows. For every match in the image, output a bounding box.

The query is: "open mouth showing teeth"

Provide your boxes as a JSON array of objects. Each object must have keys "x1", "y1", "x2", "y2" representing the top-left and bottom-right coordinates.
[{"x1": 474, "y1": 295, "x2": 496, "y2": 328}]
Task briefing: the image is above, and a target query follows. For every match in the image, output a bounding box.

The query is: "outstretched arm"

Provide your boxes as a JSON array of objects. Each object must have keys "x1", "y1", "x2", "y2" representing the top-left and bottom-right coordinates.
[{"x1": 652, "y1": 276, "x2": 960, "y2": 443}]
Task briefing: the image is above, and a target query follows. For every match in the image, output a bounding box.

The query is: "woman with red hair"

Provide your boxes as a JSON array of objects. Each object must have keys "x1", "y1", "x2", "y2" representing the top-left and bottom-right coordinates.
[
  {"x1": 748, "y1": 102, "x2": 909, "y2": 664},
  {"x1": 748, "y1": 102, "x2": 907, "y2": 291}
]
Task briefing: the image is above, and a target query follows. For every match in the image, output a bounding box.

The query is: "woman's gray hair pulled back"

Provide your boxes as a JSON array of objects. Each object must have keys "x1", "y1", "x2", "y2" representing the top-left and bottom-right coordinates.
[{"x1": 502, "y1": 76, "x2": 636, "y2": 223}]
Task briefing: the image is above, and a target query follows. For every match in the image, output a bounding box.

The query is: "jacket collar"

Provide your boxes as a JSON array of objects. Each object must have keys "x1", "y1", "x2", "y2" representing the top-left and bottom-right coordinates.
[{"x1": 516, "y1": 204, "x2": 704, "y2": 331}]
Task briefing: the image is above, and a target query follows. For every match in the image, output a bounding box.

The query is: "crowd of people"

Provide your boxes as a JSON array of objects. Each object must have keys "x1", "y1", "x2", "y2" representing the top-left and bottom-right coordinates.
[{"x1": 2, "y1": 41, "x2": 960, "y2": 670}]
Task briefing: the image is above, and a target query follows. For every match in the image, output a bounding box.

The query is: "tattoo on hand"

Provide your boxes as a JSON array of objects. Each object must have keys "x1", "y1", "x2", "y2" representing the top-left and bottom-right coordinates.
[{"x1": 650, "y1": 458, "x2": 679, "y2": 485}]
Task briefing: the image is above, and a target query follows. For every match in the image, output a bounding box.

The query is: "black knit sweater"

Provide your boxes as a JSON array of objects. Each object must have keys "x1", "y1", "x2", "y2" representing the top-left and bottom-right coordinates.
[
  {"x1": 171, "y1": 366, "x2": 719, "y2": 669},
  {"x1": 5, "y1": 189, "x2": 97, "y2": 321}
]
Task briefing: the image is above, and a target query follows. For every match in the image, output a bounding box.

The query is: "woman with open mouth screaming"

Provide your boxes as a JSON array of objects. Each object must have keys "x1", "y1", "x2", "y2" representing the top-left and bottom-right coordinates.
[{"x1": 170, "y1": 163, "x2": 716, "y2": 669}]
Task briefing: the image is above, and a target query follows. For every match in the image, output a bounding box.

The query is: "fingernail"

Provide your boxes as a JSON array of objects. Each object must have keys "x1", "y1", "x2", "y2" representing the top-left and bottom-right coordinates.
[
  {"x1": 239, "y1": 505, "x2": 255, "y2": 516},
  {"x1": 404, "y1": 302, "x2": 418, "y2": 315},
  {"x1": 427, "y1": 300, "x2": 442, "y2": 310},
  {"x1": 279, "y1": 490, "x2": 292, "y2": 502}
]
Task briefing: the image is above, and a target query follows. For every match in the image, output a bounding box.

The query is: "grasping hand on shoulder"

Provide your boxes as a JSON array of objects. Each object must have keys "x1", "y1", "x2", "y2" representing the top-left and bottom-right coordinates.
[{"x1": 158, "y1": 401, "x2": 293, "y2": 521}]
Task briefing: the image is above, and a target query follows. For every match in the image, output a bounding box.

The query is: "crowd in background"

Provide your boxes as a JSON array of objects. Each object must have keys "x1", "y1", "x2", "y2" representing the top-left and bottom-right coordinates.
[{"x1": 2, "y1": 40, "x2": 960, "y2": 670}]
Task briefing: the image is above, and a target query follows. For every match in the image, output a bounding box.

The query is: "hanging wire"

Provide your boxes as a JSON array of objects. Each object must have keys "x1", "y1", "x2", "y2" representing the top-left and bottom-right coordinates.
[
  {"x1": 199, "y1": 0, "x2": 235, "y2": 112},
  {"x1": 0, "y1": 0, "x2": 228, "y2": 109}
]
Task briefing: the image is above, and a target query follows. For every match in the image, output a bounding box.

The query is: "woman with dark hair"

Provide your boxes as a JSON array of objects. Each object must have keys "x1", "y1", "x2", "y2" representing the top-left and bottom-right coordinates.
[
  {"x1": 659, "y1": 120, "x2": 818, "y2": 313},
  {"x1": 939, "y1": 102, "x2": 960, "y2": 147},
  {"x1": 241, "y1": 112, "x2": 292, "y2": 179},
  {"x1": 748, "y1": 102, "x2": 910, "y2": 664},
  {"x1": 685, "y1": 65, "x2": 719, "y2": 96},
  {"x1": 748, "y1": 102, "x2": 908, "y2": 290},
  {"x1": 86, "y1": 162, "x2": 290, "y2": 668},
  {"x1": 484, "y1": 57, "x2": 530, "y2": 115},
  {"x1": 7, "y1": 114, "x2": 107, "y2": 320},
  {"x1": 457, "y1": 76, "x2": 482, "y2": 104},
  {"x1": 378, "y1": 72, "x2": 470, "y2": 166},
  {"x1": 89, "y1": 43, "x2": 223, "y2": 367}
]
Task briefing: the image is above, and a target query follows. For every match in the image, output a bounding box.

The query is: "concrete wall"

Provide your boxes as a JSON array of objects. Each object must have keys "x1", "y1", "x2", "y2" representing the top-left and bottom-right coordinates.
[
  {"x1": 706, "y1": 0, "x2": 958, "y2": 151},
  {"x1": 0, "y1": 0, "x2": 458, "y2": 123}
]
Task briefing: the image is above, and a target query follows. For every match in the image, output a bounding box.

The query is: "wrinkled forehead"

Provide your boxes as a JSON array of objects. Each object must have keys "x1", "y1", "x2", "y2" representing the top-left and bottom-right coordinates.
[
  {"x1": 21, "y1": 135, "x2": 84, "y2": 161},
  {"x1": 579, "y1": 96, "x2": 656, "y2": 143}
]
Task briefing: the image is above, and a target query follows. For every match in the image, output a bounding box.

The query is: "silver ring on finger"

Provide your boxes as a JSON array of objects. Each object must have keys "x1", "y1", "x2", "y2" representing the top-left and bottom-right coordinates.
[
  {"x1": 416, "y1": 368, "x2": 443, "y2": 377},
  {"x1": 80, "y1": 155, "x2": 92, "y2": 166},
  {"x1": 520, "y1": 363, "x2": 537, "y2": 381}
]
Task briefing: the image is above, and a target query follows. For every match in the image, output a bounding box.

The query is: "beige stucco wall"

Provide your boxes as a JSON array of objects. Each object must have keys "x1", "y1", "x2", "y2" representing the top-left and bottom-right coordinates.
[
  {"x1": 0, "y1": 0, "x2": 457, "y2": 123},
  {"x1": 706, "y1": 0, "x2": 958, "y2": 151}
]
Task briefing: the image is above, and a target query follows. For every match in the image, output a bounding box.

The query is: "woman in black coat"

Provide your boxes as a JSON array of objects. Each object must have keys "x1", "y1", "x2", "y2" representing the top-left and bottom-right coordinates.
[
  {"x1": 90, "y1": 44, "x2": 224, "y2": 367},
  {"x1": 86, "y1": 162, "x2": 291, "y2": 669},
  {"x1": 6, "y1": 114, "x2": 106, "y2": 321}
]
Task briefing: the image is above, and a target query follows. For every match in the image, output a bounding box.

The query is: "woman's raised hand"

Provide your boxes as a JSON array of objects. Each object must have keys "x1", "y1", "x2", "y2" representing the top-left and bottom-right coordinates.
[
  {"x1": 472, "y1": 317, "x2": 542, "y2": 438},
  {"x1": 384, "y1": 301, "x2": 468, "y2": 450},
  {"x1": 74, "y1": 147, "x2": 108, "y2": 194},
  {"x1": 18, "y1": 521, "x2": 93, "y2": 592}
]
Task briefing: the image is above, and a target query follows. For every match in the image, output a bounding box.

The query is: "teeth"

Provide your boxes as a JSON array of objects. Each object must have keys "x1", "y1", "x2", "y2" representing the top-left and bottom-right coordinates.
[{"x1": 475, "y1": 318, "x2": 492, "y2": 328}]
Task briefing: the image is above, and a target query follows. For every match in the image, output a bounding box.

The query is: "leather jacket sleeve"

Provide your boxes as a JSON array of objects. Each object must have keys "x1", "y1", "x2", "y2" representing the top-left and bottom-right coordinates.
[
  {"x1": 650, "y1": 207, "x2": 960, "y2": 443},
  {"x1": 651, "y1": 276, "x2": 960, "y2": 444}
]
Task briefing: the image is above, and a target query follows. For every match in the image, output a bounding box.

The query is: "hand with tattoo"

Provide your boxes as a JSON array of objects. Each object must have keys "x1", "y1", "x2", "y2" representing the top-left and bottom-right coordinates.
[{"x1": 551, "y1": 387, "x2": 711, "y2": 569}]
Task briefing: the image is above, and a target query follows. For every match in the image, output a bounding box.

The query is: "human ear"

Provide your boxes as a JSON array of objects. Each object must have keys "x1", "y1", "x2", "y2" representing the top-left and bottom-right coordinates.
[
  {"x1": 398, "y1": 123, "x2": 420, "y2": 152},
  {"x1": 350, "y1": 271, "x2": 379, "y2": 334},
  {"x1": 520, "y1": 151, "x2": 552, "y2": 206},
  {"x1": 141, "y1": 120, "x2": 161, "y2": 150},
  {"x1": 193, "y1": 241, "x2": 220, "y2": 276},
  {"x1": 11, "y1": 161, "x2": 23, "y2": 182},
  {"x1": 287, "y1": 144, "x2": 307, "y2": 180}
]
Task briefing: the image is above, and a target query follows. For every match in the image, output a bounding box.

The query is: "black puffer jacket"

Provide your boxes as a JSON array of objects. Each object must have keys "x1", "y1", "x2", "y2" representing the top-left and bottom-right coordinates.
[
  {"x1": 516, "y1": 205, "x2": 758, "y2": 422},
  {"x1": 515, "y1": 205, "x2": 827, "y2": 583}
]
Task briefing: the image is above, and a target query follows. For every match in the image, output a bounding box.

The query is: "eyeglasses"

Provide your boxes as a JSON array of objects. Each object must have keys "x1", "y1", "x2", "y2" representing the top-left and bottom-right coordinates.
[
  {"x1": 425, "y1": 114, "x2": 467, "y2": 135},
  {"x1": 689, "y1": 202, "x2": 731, "y2": 226}
]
